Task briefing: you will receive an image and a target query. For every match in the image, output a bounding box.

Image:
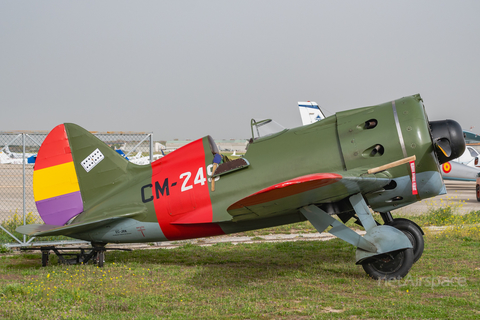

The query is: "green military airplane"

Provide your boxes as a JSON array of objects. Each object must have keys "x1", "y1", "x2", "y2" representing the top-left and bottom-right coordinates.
[{"x1": 17, "y1": 94, "x2": 465, "y2": 280}]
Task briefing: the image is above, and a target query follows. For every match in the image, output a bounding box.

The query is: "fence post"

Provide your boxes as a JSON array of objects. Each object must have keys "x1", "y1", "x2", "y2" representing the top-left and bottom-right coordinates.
[
  {"x1": 22, "y1": 133, "x2": 26, "y2": 244},
  {"x1": 149, "y1": 133, "x2": 153, "y2": 163}
]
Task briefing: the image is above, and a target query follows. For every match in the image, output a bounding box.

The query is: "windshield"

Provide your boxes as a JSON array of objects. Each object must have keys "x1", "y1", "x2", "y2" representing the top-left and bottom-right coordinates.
[
  {"x1": 251, "y1": 119, "x2": 285, "y2": 140},
  {"x1": 468, "y1": 147, "x2": 479, "y2": 157}
]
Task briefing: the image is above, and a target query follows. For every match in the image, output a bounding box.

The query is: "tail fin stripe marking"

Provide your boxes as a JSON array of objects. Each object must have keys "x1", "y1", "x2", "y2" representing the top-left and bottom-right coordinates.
[
  {"x1": 34, "y1": 124, "x2": 73, "y2": 171},
  {"x1": 33, "y1": 161, "x2": 81, "y2": 201},
  {"x1": 33, "y1": 123, "x2": 84, "y2": 226},
  {"x1": 299, "y1": 105, "x2": 320, "y2": 109},
  {"x1": 35, "y1": 191, "x2": 83, "y2": 226}
]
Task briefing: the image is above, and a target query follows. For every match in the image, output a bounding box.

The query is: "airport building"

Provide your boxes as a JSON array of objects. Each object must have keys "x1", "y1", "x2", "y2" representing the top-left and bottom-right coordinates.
[
  {"x1": 215, "y1": 139, "x2": 248, "y2": 152},
  {"x1": 164, "y1": 139, "x2": 248, "y2": 153}
]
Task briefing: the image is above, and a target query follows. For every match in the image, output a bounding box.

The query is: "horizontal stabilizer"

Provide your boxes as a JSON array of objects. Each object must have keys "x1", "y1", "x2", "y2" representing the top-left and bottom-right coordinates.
[
  {"x1": 16, "y1": 208, "x2": 146, "y2": 237},
  {"x1": 15, "y1": 224, "x2": 66, "y2": 236}
]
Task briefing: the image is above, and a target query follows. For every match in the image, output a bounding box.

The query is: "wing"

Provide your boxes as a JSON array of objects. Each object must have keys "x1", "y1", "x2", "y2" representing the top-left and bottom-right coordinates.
[{"x1": 227, "y1": 172, "x2": 389, "y2": 222}]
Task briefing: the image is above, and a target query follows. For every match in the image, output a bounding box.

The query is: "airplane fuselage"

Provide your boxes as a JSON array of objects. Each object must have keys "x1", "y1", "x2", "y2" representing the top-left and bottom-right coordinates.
[{"x1": 69, "y1": 95, "x2": 445, "y2": 243}]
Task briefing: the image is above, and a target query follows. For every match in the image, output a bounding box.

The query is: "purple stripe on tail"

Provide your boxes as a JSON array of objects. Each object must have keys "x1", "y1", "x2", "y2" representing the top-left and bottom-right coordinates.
[{"x1": 36, "y1": 191, "x2": 83, "y2": 226}]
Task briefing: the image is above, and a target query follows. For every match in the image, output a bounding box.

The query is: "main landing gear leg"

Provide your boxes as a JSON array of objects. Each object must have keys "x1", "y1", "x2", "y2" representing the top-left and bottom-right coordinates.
[
  {"x1": 300, "y1": 193, "x2": 414, "y2": 280},
  {"x1": 379, "y1": 211, "x2": 394, "y2": 224}
]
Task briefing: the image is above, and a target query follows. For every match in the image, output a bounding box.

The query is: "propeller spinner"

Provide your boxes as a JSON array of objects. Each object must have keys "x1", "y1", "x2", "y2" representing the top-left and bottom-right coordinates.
[{"x1": 429, "y1": 120, "x2": 466, "y2": 164}]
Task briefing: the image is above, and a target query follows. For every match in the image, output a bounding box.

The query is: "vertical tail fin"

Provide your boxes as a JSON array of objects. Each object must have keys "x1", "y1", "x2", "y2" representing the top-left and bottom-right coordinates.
[
  {"x1": 34, "y1": 123, "x2": 130, "y2": 226},
  {"x1": 298, "y1": 101, "x2": 326, "y2": 125}
]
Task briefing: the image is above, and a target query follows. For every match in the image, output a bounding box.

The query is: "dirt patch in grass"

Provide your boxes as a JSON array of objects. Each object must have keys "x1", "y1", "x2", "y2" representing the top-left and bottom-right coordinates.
[
  {"x1": 321, "y1": 307, "x2": 344, "y2": 313},
  {"x1": 0, "y1": 274, "x2": 23, "y2": 281}
]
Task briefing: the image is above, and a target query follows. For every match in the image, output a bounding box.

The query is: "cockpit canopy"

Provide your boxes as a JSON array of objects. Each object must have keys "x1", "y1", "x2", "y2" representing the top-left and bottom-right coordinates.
[{"x1": 250, "y1": 119, "x2": 286, "y2": 140}]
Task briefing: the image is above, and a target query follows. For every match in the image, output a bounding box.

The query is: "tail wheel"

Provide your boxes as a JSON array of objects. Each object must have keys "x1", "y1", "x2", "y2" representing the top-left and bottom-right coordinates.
[
  {"x1": 91, "y1": 242, "x2": 106, "y2": 267},
  {"x1": 476, "y1": 184, "x2": 480, "y2": 202},
  {"x1": 387, "y1": 218, "x2": 424, "y2": 263},
  {"x1": 96, "y1": 250, "x2": 105, "y2": 268},
  {"x1": 362, "y1": 248, "x2": 414, "y2": 280},
  {"x1": 41, "y1": 250, "x2": 50, "y2": 267}
]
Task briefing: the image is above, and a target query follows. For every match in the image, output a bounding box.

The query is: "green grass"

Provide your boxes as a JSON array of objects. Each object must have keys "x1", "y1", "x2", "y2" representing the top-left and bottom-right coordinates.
[
  {"x1": 403, "y1": 208, "x2": 480, "y2": 227},
  {"x1": 0, "y1": 231, "x2": 479, "y2": 319},
  {"x1": 393, "y1": 208, "x2": 480, "y2": 241},
  {"x1": 1, "y1": 208, "x2": 479, "y2": 319},
  {"x1": 0, "y1": 244, "x2": 11, "y2": 253}
]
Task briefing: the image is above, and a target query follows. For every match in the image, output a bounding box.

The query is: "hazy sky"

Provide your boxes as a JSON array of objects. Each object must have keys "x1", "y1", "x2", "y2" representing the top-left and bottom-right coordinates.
[{"x1": 1, "y1": 1, "x2": 479, "y2": 140}]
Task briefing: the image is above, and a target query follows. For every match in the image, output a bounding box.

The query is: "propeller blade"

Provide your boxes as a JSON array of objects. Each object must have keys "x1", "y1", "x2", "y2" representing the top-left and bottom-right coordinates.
[{"x1": 435, "y1": 138, "x2": 452, "y2": 157}]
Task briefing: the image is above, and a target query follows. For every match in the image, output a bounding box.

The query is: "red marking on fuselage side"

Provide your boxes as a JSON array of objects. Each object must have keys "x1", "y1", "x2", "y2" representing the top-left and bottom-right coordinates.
[
  {"x1": 34, "y1": 124, "x2": 73, "y2": 171},
  {"x1": 136, "y1": 226, "x2": 146, "y2": 237},
  {"x1": 151, "y1": 138, "x2": 224, "y2": 240},
  {"x1": 409, "y1": 161, "x2": 418, "y2": 195},
  {"x1": 229, "y1": 173, "x2": 343, "y2": 210}
]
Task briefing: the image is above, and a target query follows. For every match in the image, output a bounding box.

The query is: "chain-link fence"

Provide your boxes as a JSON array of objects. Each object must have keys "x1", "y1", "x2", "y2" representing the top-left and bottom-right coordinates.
[{"x1": 0, "y1": 131, "x2": 153, "y2": 247}]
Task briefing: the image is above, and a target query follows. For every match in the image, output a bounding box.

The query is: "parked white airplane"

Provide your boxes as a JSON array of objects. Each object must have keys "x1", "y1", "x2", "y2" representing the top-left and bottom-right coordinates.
[
  {"x1": 115, "y1": 149, "x2": 163, "y2": 165},
  {"x1": 441, "y1": 160, "x2": 480, "y2": 181},
  {"x1": 129, "y1": 152, "x2": 163, "y2": 165},
  {"x1": 0, "y1": 146, "x2": 36, "y2": 164},
  {"x1": 441, "y1": 143, "x2": 480, "y2": 181},
  {"x1": 453, "y1": 146, "x2": 480, "y2": 167},
  {"x1": 298, "y1": 101, "x2": 326, "y2": 125}
]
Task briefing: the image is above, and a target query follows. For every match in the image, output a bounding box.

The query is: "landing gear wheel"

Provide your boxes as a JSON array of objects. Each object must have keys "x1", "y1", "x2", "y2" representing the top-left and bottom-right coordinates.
[
  {"x1": 96, "y1": 250, "x2": 105, "y2": 268},
  {"x1": 41, "y1": 250, "x2": 50, "y2": 267},
  {"x1": 387, "y1": 218, "x2": 424, "y2": 263},
  {"x1": 476, "y1": 184, "x2": 480, "y2": 202},
  {"x1": 91, "y1": 242, "x2": 107, "y2": 267},
  {"x1": 362, "y1": 248, "x2": 414, "y2": 280}
]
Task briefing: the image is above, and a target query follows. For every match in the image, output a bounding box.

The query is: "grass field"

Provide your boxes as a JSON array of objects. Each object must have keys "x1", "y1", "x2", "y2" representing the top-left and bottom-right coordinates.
[{"x1": 0, "y1": 209, "x2": 479, "y2": 319}]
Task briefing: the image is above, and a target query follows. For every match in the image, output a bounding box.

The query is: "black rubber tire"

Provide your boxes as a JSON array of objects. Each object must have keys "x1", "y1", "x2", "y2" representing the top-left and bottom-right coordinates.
[
  {"x1": 387, "y1": 218, "x2": 425, "y2": 263},
  {"x1": 362, "y1": 248, "x2": 414, "y2": 280},
  {"x1": 476, "y1": 184, "x2": 480, "y2": 202},
  {"x1": 96, "y1": 251, "x2": 104, "y2": 268},
  {"x1": 41, "y1": 251, "x2": 49, "y2": 267}
]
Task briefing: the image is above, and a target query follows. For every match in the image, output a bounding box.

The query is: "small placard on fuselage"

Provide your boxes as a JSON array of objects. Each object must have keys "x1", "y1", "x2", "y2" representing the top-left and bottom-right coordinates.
[{"x1": 81, "y1": 148, "x2": 104, "y2": 172}]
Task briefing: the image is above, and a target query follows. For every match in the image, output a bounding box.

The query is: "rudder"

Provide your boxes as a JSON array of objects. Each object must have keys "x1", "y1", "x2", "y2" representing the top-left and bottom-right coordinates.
[{"x1": 34, "y1": 123, "x2": 130, "y2": 226}]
